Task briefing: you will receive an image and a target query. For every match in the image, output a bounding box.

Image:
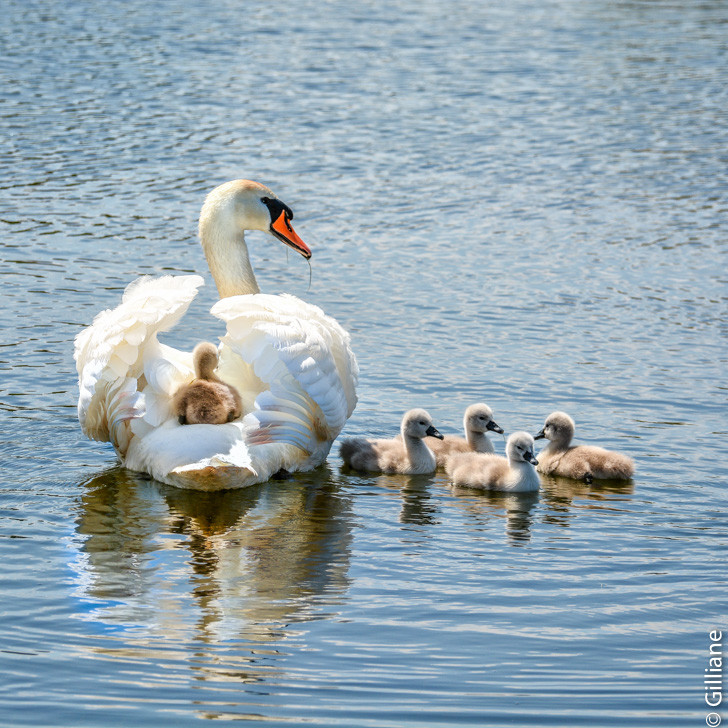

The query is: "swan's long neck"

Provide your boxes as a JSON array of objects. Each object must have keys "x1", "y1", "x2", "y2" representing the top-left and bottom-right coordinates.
[{"x1": 199, "y1": 203, "x2": 260, "y2": 298}]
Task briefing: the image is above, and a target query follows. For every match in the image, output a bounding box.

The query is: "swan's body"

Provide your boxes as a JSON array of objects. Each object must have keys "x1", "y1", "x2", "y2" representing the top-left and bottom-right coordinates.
[
  {"x1": 534, "y1": 411, "x2": 634, "y2": 483},
  {"x1": 424, "y1": 403, "x2": 503, "y2": 468},
  {"x1": 339, "y1": 409, "x2": 443, "y2": 475},
  {"x1": 446, "y1": 431, "x2": 540, "y2": 492},
  {"x1": 75, "y1": 180, "x2": 358, "y2": 490},
  {"x1": 172, "y1": 342, "x2": 243, "y2": 425}
]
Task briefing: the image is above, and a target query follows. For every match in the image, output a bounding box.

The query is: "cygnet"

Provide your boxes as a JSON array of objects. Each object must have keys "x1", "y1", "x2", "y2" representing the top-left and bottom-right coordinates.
[
  {"x1": 339, "y1": 409, "x2": 444, "y2": 475},
  {"x1": 426, "y1": 402, "x2": 503, "y2": 468},
  {"x1": 172, "y1": 342, "x2": 243, "y2": 425},
  {"x1": 534, "y1": 411, "x2": 634, "y2": 483},
  {"x1": 445, "y1": 431, "x2": 540, "y2": 492}
]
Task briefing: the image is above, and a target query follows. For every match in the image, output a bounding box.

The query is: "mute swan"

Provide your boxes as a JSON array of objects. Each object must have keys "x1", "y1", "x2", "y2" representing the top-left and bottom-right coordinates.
[
  {"x1": 74, "y1": 180, "x2": 358, "y2": 490},
  {"x1": 171, "y1": 342, "x2": 243, "y2": 425},
  {"x1": 425, "y1": 403, "x2": 503, "y2": 468},
  {"x1": 533, "y1": 411, "x2": 634, "y2": 483},
  {"x1": 339, "y1": 409, "x2": 444, "y2": 475},
  {"x1": 445, "y1": 431, "x2": 540, "y2": 492}
]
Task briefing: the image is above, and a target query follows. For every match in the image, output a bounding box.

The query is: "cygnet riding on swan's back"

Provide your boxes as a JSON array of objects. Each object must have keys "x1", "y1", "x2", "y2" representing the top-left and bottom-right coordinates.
[
  {"x1": 445, "y1": 431, "x2": 540, "y2": 492},
  {"x1": 425, "y1": 403, "x2": 503, "y2": 468},
  {"x1": 339, "y1": 409, "x2": 444, "y2": 475},
  {"x1": 533, "y1": 411, "x2": 634, "y2": 483},
  {"x1": 172, "y1": 342, "x2": 243, "y2": 425},
  {"x1": 75, "y1": 180, "x2": 358, "y2": 490}
]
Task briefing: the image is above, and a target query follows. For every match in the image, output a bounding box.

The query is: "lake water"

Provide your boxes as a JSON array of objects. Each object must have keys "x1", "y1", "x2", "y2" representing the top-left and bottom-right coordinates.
[{"x1": 1, "y1": 0, "x2": 726, "y2": 725}]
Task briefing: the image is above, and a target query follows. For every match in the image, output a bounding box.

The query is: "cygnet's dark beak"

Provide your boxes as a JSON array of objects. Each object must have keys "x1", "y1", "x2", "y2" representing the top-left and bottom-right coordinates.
[
  {"x1": 534, "y1": 429, "x2": 545, "y2": 440},
  {"x1": 487, "y1": 420, "x2": 504, "y2": 434},
  {"x1": 527, "y1": 452, "x2": 539, "y2": 466},
  {"x1": 426, "y1": 425, "x2": 444, "y2": 440}
]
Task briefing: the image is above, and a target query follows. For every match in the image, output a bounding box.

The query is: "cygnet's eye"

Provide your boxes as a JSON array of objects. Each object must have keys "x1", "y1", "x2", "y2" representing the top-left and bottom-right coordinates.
[{"x1": 420, "y1": 421, "x2": 427, "y2": 426}]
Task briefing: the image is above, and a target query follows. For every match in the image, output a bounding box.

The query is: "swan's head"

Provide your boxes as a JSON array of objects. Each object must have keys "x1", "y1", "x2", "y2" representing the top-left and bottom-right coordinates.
[
  {"x1": 506, "y1": 431, "x2": 538, "y2": 465},
  {"x1": 200, "y1": 179, "x2": 311, "y2": 259},
  {"x1": 464, "y1": 403, "x2": 504, "y2": 435},
  {"x1": 534, "y1": 411, "x2": 575, "y2": 446},
  {"x1": 401, "y1": 409, "x2": 443, "y2": 440}
]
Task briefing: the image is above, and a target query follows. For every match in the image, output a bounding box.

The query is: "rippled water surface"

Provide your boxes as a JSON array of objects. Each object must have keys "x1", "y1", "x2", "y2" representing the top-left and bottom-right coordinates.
[{"x1": 1, "y1": 0, "x2": 727, "y2": 725}]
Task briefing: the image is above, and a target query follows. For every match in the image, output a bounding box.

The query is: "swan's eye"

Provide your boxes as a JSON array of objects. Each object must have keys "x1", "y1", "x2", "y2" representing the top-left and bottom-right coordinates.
[{"x1": 261, "y1": 197, "x2": 271, "y2": 204}]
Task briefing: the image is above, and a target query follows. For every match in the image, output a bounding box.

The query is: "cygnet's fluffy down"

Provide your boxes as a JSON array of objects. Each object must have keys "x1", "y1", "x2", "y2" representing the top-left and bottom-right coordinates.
[
  {"x1": 172, "y1": 342, "x2": 243, "y2": 425},
  {"x1": 339, "y1": 408, "x2": 444, "y2": 475},
  {"x1": 445, "y1": 431, "x2": 540, "y2": 492},
  {"x1": 534, "y1": 411, "x2": 634, "y2": 483},
  {"x1": 425, "y1": 402, "x2": 503, "y2": 468}
]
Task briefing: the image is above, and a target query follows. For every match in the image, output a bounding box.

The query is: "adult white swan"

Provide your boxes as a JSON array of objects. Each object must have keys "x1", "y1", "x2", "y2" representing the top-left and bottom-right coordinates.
[{"x1": 74, "y1": 180, "x2": 358, "y2": 490}]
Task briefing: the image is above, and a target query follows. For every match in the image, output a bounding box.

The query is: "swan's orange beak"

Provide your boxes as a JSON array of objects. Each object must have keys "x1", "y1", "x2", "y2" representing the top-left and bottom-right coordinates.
[{"x1": 270, "y1": 211, "x2": 312, "y2": 260}]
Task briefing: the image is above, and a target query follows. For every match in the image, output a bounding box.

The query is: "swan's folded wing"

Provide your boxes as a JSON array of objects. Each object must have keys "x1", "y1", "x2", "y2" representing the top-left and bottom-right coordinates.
[
  {"x1": 212, "y1": 293, "x2": 358, "y2": 457},
  {"x1": 74, "y1": 275, "x2": 204, "y2": 453}
]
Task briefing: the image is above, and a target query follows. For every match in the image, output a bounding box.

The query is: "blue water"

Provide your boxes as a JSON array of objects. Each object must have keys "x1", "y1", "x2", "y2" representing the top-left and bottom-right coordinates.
[{"x1": 1, "y1": 0, "x2": 726, "y2": 725}]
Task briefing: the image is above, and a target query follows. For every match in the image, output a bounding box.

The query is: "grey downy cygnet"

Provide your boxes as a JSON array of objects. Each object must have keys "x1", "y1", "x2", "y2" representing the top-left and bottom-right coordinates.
[
  {"x1": 534, "y1": 411, "x2": 634, "y2": 483},
  {"x1": 340, "y1": 408, "x2": 444, "y2": 475}
]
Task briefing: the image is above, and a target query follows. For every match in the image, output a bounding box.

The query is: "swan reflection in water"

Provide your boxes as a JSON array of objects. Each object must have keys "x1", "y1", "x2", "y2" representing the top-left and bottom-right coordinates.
[
  {"x1": 445, "y1": 484, "x2": 540, "y2": 545},
  {"x1": 537, "y1": 473, "x2": 635, "y2": 529},
  {"x1": 363, "y1": 473, "x2": 443, "y2": 526},
  {"x1": 445, "y1": 473, "x2": 635, "y2": 544},
  {"x1": 70, "y1": 465, "x2": 354, "y2": 680}
]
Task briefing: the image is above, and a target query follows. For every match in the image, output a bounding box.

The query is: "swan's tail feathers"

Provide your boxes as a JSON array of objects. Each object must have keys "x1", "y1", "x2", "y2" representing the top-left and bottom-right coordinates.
[
  {"x1": 123, "y1": 418, "x2": 304, "y2": 490},
  {"x1": 212, "y1": 293, "x2": 358, "y2": 460},
  {"x1": 74, "y1": 274, "x2": 204, "y2": 454}
]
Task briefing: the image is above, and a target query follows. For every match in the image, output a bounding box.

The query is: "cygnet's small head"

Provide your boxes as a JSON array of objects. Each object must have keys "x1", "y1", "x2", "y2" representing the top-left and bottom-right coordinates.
[
  {"x1": 402, "y1": 409, "x2": 443, "y2": 440},
  {"x1": 200, "y1": 179, "x2": 311, "y2": 259},
  {"x1": 464, "y1": 403, "x2": 504, "y2": 434},
  {"x1": 506, "y1": 431, "x2": 539, "y2": 465},
  {"x1": 534, "y1": 411, "x2": 575, "y2": 446}
]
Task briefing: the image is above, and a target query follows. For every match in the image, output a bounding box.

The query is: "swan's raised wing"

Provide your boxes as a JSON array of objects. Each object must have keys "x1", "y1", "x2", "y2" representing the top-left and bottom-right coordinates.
[
  {"x1": 74, "y1": 275, "x2": 204, "y2": 456},
  {"x1": 213, "y1": 293, "x2": 358, "y2": 460}
]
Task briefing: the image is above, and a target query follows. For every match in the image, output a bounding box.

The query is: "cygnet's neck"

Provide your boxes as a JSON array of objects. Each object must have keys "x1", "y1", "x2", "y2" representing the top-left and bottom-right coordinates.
[
  {"x1": 196, "y1": 361, "x2": 222, "y2": 383},
  {"x1": 544, "y1": 433, "x2": 573, "y2": 453},
  {"x1": 507, "y1": 456, "x2": 540, "y2": 489},
  {"x1": 200, "y1": 205, "x2": 260, "y2": 298},
  {"x1": 402, "y1": 429, "x2": 436, "y2": 473},
  {"x1": 466, "y1": 429, "x2": 492, "y2": 451}
]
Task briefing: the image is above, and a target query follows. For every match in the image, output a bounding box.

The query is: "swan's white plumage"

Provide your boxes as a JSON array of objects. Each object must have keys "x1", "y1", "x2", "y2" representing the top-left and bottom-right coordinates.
[
  {"x1": 213, "y1": 293, "x2": 357, "y2": 462},
  {"x1": 75, "y1": 274, "x2": 204, "y2": 453},
  {"x1": 75, "y1": 281, "x2": 357, "y2": 489},
  {"x1": 75, "y1": 180, "x2": 358, "y2": 489}
]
